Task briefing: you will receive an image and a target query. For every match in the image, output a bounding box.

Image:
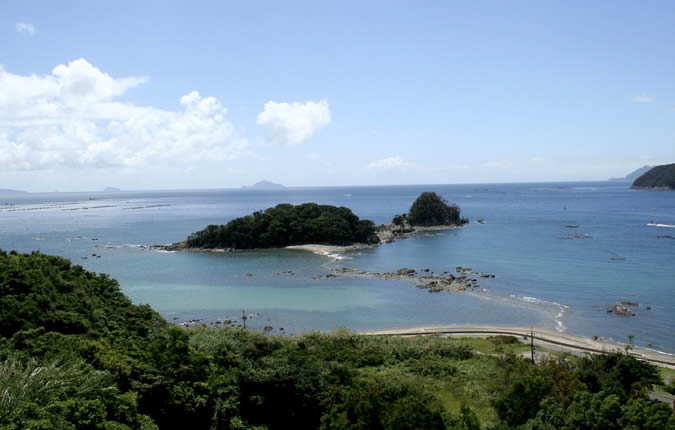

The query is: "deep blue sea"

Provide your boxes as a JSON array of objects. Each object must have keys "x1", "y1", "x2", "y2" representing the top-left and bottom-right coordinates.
[{"x1": 1, "y1": 182, "x2": 673, "y2": 352}]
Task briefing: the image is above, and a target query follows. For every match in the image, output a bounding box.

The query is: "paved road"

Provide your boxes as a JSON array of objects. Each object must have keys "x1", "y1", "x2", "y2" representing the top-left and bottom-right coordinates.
[{"x1": 364, "y1": 324, "x2": 675, "y2": 368}]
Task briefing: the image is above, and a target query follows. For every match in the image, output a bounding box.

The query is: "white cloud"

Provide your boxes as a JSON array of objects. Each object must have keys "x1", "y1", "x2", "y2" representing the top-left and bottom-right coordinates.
[
  {"x1": 631, "y1": 94, "x2": 653, "y2": 103},
  {"x1": 16, "y1": 22, "x2": 36, "y2": 35},
  {"x1": 365, "y1": 156, "x2": 414, "y2": 171},
  {"x1": 0, "y1": 59, "x2": 248, "y2": 170},
  {"x1": 256, "y1": 100, "x2": 330, "y2": 145}
]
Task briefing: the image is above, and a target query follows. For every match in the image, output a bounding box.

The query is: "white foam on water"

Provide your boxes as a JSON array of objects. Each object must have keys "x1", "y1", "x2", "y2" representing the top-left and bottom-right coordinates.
[
  {"x1": 509, "y1": 295, "x2": 568, "y2": 332},
  {"x1": 647, "y1": 223, "x2": 675, "y2": 228},
  {"x1": 322, "y1": 252, "x2": 351, "y2": 261}
]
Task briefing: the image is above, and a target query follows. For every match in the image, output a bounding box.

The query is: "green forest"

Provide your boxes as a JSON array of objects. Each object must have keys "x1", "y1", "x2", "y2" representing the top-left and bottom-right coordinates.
[
  {"x1": 1, "y1": 250, "x2": 674, "y2": 429},
  {"x1": 186, "y1": 203, "x2": 379, "y2": 249},
  {"x1": 631, "y1": 163, "x2": 675, "y2": 189}
]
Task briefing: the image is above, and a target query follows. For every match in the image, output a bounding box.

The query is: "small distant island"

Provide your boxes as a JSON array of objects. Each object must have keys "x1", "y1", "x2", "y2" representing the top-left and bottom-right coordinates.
[
  {"x1": 631, "y1": 163, "x2": 675, "y2": 190},
  {"x1": 103, "y1": 186, "x2": 121, "y2": 192},
  {"x1": 609, "y1": 165, "x2": 653, "y2": 182},
  {"x1": 241, "y1": 180, "x2": 285, "y2": 190},
  {"x1": 159, "y1": 192, "x2": 468, "y2": 252}
]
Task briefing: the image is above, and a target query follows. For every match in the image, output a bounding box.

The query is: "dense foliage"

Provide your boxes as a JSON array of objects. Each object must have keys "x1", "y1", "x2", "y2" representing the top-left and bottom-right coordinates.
[
  {"x1": 407, "y1": 192, "x2": 468, "y2": 227},
  {"x1": 631, "y1": 163, "x2": 675, "y2": 189},
  {"x1": 1, "y1": 250, "x2": 673, "y2": 429},
  {"x1": 186, "y1": 203, "x2": 378, "y2": 249},
  {"x1": 492, "y1": 353, "x2": 674, "y2": 429}
]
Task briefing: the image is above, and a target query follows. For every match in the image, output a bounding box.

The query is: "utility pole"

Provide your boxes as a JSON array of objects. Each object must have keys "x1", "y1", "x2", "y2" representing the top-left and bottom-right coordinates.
[{"x1": 530, "y1": 327, "x2": 535, "y2": 364}]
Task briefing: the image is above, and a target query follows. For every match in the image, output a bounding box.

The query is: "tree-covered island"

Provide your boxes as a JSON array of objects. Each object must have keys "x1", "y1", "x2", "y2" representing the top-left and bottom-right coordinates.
[
  {"x1": 168, "y1": 192, "x2": 470, "y2": 251},
  {"x1": 172, "y1": 192, "x2": 468, "y2": 250},
  {"x1": 185, "y1": 203, "x2": 379, "y2": 249},
  {"x1": 406, "y1": 192, "x2": 469, "y2": 227}
]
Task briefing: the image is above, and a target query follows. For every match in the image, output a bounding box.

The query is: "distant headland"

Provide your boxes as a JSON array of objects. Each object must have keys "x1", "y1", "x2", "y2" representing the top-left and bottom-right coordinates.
[
  {"x1": 0, "y1": 188, "x2": 27, "y2": 196},
  {"x1": 631, "y1": 163, "x2": 675, "y2": 190},
  {"x1": 241, "y1": 180, "x2": 285, "y2": 190},
  {"x1": 609, "y1": 165, "x2": 653, "y2": 182}
]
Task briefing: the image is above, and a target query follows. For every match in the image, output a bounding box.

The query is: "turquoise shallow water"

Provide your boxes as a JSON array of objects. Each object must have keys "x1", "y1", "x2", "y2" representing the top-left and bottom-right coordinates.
[{"x1": 1, "y1": 182, "x2": 673, "y2": 351}]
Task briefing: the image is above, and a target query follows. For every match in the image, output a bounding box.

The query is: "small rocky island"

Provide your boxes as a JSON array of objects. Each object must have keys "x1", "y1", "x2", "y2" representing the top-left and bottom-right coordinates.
[
  {"x1": 377, "y1": 192, "x2": 469, "y2": 243},
  {"x1": 157, "y1": 192, "x2": 468, "y2": 252},
  {"x1": 631, "y1": 163, "x2": 675, "y2": 190}
]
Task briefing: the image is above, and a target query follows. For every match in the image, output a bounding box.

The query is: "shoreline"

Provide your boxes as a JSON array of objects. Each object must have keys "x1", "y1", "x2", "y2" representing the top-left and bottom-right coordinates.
[
  {"x1": 285, "y1": 243, "x2": 375, "y2": 255},
  {"x1": 363, "y1": 324, "x2": 675, "y2": 368}
]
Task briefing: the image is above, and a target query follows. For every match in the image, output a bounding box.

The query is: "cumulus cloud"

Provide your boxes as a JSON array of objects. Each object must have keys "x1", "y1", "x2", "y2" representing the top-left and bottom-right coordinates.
[
  {"x1": 16, "y1": 22, "x2": 36, "y2": 35},
  {"x1": 631, "y1": 94, "x2": 653, "y2": 103},
  {"x1": 365, "y1": 156, "x2": 414, "y2": 171},
  {"x1": 256, "y1": 100, "x2": 330, "y2": 145},
  {"x1": 0, "y1": 59, "x2": 247, "y2": 170}
]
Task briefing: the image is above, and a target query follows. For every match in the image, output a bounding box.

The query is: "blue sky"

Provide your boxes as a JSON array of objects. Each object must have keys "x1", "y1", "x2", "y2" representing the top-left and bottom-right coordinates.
[{"x1": 1, "y1": 1, "x2": 674, "y2": 191}]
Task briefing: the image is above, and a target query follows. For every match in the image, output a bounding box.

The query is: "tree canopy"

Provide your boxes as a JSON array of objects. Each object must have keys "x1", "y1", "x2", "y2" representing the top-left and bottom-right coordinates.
[
  {"x1": 186, "y1": 203, "x2": 379, "y2": 249},
  {"x1": 1, "y1": 249, "x2": 673, "y2": 429},
  {"x1": 631, "y1": 163, "x2": 675, "y2": 189},
  {"x1": 407, "y1": 192, "x2": 468, "y2": 227}
]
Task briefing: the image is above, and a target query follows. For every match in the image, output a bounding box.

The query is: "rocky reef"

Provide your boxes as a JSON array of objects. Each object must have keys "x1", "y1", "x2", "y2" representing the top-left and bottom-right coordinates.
[{"x1": 333, "y1": 266, "x2": 495, "y2": 293}]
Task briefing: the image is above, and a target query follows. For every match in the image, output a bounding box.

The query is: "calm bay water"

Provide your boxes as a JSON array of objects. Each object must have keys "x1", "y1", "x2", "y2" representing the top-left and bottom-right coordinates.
[{"x1": 1, "y1": 182, "x2": 673, "y2": 352}]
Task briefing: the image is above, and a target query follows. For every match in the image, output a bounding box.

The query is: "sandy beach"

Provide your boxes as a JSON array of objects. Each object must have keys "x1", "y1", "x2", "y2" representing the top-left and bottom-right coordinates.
[
  {"x1": 364, "y1": 324, "x2": 675, "y2": 368},
  {"x1": 284, "y1": 225, "x2": 460, "y2": 256},
  {"x1": 284, "y1": 243, "x2": 374, "y2": 255}
]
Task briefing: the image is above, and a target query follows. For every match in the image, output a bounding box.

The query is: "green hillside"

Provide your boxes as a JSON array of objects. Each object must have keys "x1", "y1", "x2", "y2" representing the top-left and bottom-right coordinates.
[
  {"x1": 631, "y1": 163, "x2": 675, "y2": 189},
  {"x1": 1, "y1": 250, "x2": 673, "y2": 429}
]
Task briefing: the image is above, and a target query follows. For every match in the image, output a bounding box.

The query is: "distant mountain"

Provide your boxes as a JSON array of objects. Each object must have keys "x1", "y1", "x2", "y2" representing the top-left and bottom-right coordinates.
[
  {"x1": 103, "y1": 187, "x2": 121, "y2": 192},
  {"x1": 0, "y1": 188, "x2": 27, "y2": 196},
  {"x1": 241, "y1": 180, "x2": 285, "y2": 190},
  {"x1": 631, "y1": 164, "x2": 675, "y2": 190},
  {"x1": 609, "y1": 165, "x2": 653, "y2": 182}
]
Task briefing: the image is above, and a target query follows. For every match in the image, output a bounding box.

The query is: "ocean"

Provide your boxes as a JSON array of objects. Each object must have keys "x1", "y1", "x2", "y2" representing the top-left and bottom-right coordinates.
[{"x1": 1, "y1": 182, "x2": 673, "y2": 352}]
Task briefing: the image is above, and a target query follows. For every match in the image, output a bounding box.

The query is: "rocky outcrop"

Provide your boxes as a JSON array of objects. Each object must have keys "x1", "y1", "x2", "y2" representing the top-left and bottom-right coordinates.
[
  {"x1": 152, "y1": 241, "x2": 234, "y2": 253},
  {"x1": 376, "y1": 217, "x2": 415, "y2": 243},
  {"x1": 333, "y1": 266, "x2": 495, "y2": 293},
  {"x1": 607, "y1": 303, "x2": 636, "y2": 316},
  {"x1": 375, "y1": 215, "x2": 464, "y2": 244}
]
